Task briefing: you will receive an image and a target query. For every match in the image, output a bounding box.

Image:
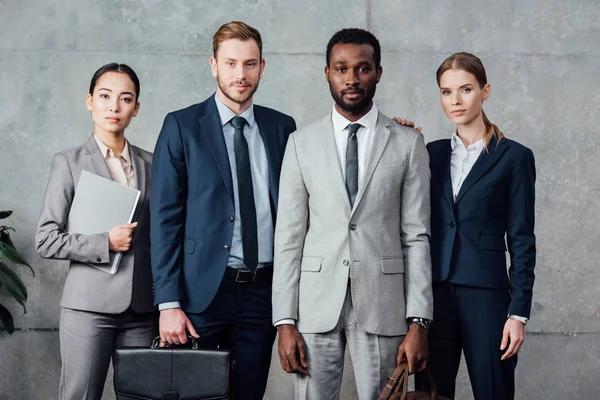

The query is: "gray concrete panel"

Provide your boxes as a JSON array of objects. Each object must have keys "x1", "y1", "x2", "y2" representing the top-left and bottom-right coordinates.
[
  {"x1": 1, "y1": 0, "x2": 599, "y2": 398},
  {"x1": 0, "y1": 0, "x2": 368, "y2": 54},
  {"x1": 371, "y1": 0, "x2": 600, "y2": 56}
]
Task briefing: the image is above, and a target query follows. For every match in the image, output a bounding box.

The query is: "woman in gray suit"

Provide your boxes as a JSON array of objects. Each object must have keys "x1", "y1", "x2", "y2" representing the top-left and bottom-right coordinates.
[{"x1": 36, "y1": 63, "x2": 157, "y2": 400}]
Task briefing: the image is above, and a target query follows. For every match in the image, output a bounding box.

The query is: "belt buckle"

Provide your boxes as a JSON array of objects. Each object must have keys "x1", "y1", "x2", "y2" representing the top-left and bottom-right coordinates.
[{"x1": 234, "y1": 269, "x2": 256, "y2": 283}]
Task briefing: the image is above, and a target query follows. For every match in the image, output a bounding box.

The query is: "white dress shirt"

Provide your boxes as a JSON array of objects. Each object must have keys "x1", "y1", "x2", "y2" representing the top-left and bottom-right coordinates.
[
  {"x1": 274, "y1": 104, "x2": 379, "y2": 327},
  {"x1": 331, "y1": 103, "x2": 379, "y2": 190},
  {"x1": 450, "y1": 131, "x2": 483, "y2": 200}
]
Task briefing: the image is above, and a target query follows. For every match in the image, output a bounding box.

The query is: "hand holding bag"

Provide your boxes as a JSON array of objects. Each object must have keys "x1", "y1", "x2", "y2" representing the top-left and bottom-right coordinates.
[
  {"x1": 377, "y1": 362, "x2": 451, "y2": 400},
  {"x1": 114, "y1": 336, "x2": 231, "y2": 400}
]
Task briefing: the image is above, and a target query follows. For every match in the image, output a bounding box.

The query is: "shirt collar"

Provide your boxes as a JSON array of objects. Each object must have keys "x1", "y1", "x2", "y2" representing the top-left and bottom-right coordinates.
[
  {"x1": 450, "y1": 130, "x2": 485, "y2": 152},
  {"x1": 331, "y1": 103, "x2": 379, "y2": 134},
  {"x1": 214, "y1": 93, "x2": 256, "y2": 128},
  {"x1": 93, "y1": 134, "x2": 131, "y2": 163}
]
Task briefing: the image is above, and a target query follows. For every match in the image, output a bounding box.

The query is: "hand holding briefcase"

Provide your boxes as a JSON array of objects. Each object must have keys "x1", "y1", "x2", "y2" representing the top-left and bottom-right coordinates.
[
  {"x1": 114, "y1": 336, "x2": 231, "y2": 400},
  {"x1": 378, "y1": 362, "x2": 451, "y2": 400}
]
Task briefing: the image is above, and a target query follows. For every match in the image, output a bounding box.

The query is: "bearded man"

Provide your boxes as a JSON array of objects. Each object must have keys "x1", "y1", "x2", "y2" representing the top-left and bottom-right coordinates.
[
  {"x1": 272, "y1": 28, "x2": 433, "y2": 400},
  {"x1": 150, "y1": 21, "x2": 296, "y2": 399}
]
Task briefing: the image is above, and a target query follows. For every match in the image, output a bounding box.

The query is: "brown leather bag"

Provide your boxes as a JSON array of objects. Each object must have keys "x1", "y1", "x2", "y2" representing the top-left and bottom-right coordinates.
[{"x1": 377, "y1": 362, "x2": 451, "y2": 400}]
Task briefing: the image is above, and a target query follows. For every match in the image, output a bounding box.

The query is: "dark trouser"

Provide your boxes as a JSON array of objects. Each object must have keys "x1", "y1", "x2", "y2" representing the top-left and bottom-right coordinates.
[
  {"x1": 187, "y1": 268, "x2": 276, "y2": 400},
  {"x1": 59, "y1": 307, "x2": 158, "y2": 400},
  {"x1": 427, "y1": 282, "x2": 517, "y2": 400}
]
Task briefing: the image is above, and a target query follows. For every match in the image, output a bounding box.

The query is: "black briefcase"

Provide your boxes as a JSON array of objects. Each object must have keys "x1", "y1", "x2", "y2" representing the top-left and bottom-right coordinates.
[{"x1": 114, "y1": 336, "x2": 232, "y2": 400}]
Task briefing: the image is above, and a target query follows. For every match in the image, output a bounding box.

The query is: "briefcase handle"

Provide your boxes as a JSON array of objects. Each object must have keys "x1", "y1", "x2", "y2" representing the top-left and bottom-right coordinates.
[
  {"x1": 151, "y1": 335, "x2": 200, "y2": 350},
  {"x1": 378, "y1": 362, "x2": 440, "y2": 400}
]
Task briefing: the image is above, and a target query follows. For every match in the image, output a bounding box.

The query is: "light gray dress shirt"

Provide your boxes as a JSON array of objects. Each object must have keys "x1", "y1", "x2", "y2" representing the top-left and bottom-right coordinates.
[
  {"x1": 160, "y1": 95, "x2": 273, "y2": 311},
  {"x1": 214, "y1": 94, "x2": 274, "y2": 268}
]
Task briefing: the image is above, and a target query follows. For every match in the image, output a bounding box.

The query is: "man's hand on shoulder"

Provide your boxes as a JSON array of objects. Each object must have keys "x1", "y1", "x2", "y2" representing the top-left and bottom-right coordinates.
[
  {"x1": 396, "y1": 323, "x2": 428, "y2": 373},
  {"x1": 277, "y1": 324, "x2": 309, "y2": 375},
  {"x1": 159, "y1": 308, "x2": 199, "y2": 346}
]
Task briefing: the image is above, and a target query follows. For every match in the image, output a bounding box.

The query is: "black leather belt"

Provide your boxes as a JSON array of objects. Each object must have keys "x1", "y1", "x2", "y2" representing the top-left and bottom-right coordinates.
[{"x1": 224, "y1": 264, "x2": 273, "y2": 283}]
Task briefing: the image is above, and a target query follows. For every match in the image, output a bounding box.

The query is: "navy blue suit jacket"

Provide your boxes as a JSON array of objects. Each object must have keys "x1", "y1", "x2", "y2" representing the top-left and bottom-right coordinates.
[
  {"x1": 150, "y1": 94, "x2": 296, "y2": 313},
  {"x1": 427, "y1": 136, "x2": 536, "y2": 318}
]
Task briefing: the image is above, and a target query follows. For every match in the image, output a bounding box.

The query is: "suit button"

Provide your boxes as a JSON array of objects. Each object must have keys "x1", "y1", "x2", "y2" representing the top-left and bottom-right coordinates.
[
  {"x1": 228, "y1": 216, "x2": 234, "y2": 222},
  {"x1": 223, "y1": 245, "x2": 230, "y2": 252},
  {"x1": 96, "y1": 257, "x2": 102, "y2": 262},
  {"x1": 343, "y1": 260, "x2": 349, "y2": 266},
  {"x1": 449, "y1": 221, "x2": 455, "y2": 229},
  {"x1": 349, "y1": 224, "x2": 356, "y2": 231}
]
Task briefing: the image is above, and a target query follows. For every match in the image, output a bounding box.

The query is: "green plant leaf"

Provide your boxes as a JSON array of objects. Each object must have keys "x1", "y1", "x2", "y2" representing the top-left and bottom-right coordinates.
[
  {"x1": 0, "y1": 261, "x2": 27, "y2": 313},
  {"x1": 0, "y1": 241, "x2": 34, "y2": 276},
  {"x1": 0, "y1": 210, "x2": 13, "y2": 220},
  {"x1": 0, "y1": 304, "x2": 15, "y2": 334},
  {"x1": 0, "y1": 230, "x2": 15, "y2": 248}
]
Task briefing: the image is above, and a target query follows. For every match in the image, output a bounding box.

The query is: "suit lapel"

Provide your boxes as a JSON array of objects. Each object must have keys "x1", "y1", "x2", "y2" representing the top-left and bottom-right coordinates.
[
  {"x1": 199, "y1": 95, "x2": 234, "y2": 202},
  {"x1": 83, "y1": 135, "x2": 112, "y2": 181},
  {"x1": 254, "y1": 106, "x2": 279, "y2": 205},
  {"x1": 320, "y1": 115, "x2": 352, "y2": 212},
  {"x1": 350, "y1": 112, "x2": 390, "y2": 217},
  {"x1": 454, "y1": 136, "x2": 509, "y2": 204},
  {"x1": 129, "y1": 143, "x2": 147, "y2": 222},
  {"x1": 436, "y1": 141, "x2": 454, "y2": 208}
]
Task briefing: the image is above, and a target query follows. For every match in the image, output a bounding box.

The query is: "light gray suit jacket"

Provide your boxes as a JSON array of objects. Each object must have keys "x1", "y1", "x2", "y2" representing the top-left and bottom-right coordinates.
[
  {"x1": 272, "y1": 111, "x2": 433, "y2": 336},
  {"x1": 36, "y1": 135, "x2": 154, "y2": 314}
]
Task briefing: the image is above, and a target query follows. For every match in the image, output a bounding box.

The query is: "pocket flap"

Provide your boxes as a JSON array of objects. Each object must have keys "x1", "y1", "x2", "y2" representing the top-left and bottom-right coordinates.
[
  {"x1": 480, "y1": 235, "x2": 506, "y2": 251},
  {"x1": 300, "y1": 256, "x2": 323, "y2": 272},
  {"x1": 183, "y1": 238, "x2": 196, "y2": 255},
  {"x1": 380, "y1": 257, "x2": 405, "y2": 274}
]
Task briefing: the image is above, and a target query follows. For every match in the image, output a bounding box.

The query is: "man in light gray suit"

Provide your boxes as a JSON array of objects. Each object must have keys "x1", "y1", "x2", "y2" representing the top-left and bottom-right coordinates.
[{"x1": 272, "y1": 29, "x2": 433, "y2": 399}]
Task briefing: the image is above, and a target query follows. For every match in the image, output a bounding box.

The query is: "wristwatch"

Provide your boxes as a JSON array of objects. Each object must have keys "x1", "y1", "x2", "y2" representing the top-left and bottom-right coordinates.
[
  {"x1": 407, "y1": 317, "x2": 432, "y2": 329},
  {"x1": 508, "y1": 314, "x2": 528, "y2": 325}
]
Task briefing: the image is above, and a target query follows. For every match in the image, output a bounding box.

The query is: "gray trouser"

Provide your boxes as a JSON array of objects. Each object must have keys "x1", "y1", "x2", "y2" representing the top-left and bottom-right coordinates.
[
  {"x1": 293, "y1": 291, "x2": 404, "y2": 400},
  {"x1": 59, "y1": 307, "x2": 157, "y2": 400}
]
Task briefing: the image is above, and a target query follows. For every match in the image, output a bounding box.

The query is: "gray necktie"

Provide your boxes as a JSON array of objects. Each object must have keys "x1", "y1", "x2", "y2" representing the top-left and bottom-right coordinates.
[{"x1": 345, "y1": 123, "x2": 361, "y2": 207}]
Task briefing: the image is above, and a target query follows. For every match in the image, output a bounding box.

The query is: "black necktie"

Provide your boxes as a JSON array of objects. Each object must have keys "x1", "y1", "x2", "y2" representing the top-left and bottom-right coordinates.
[
  {"x1": 345, "y1": 123, "x2": 361, "y2": 207},
  {"x1": 231, "y1": 116, "x2": 258, "y2": 272}
]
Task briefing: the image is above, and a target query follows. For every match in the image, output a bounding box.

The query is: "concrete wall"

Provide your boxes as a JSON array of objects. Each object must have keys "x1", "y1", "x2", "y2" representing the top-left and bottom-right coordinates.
[{"x1": 1, "y1": 0, "x2": 599, "y2": 398}]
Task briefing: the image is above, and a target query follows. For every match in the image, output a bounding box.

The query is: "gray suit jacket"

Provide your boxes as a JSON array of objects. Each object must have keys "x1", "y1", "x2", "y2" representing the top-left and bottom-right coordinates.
[
  {"x1": 272, "y1": 111, "x2": 433, "y2": 336},
  {"x1": 36, "y1": 135, "x2": 154, "y2": 314}
]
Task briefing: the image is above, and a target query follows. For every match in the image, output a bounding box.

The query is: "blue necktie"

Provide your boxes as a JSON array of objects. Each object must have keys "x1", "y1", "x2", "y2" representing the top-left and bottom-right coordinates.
[{"x1": 231, "y1": 116, "x2": 259, "y2": 272}]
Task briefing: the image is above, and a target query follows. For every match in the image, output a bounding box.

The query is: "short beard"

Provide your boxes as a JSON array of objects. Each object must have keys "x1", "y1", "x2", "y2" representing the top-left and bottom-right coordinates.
[
  {"x1": 217, "y1": 77, "x2": 259, "y2": 105},
  {"x1": 329, "y1": 85, "x2": 376, "y2": 115}
]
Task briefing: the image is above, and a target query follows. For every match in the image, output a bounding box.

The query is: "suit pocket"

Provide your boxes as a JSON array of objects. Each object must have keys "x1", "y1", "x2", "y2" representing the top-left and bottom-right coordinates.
[
  {"x1": 378, "y1": 161, "x2": 405, "y2": 170},
  {"x1": 183, "y1": 238, "x2": 196, "y2": 254},
  {"x1": 480, "y1": 235, "x2": 506, "y2": 251},
  {"x1": 300, "y1": 256, "x2": 323, "y2": 272},
  {"x1": 380, "y1": 256, "x2": 405, "y2": 274}
]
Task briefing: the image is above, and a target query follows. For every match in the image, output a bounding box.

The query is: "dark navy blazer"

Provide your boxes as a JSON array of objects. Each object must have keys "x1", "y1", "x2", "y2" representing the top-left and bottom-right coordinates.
[
  {"x1": 427, "y1": 136, "x2": 536, "y2": 318},
  {"x1": 150, "y1": 94, "x2": 296, "y2": 313}
]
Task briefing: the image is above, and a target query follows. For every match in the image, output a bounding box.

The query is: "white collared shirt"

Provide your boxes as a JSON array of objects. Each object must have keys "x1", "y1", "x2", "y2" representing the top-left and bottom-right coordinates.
[
  {"x1": 331, "y1": 103, "x2": 379, "y2": 190},
  {"x1": 450, "y1": 131, "x2": 484, "y2": 200},
  {"x1": 93, "y1": 135, "x2": 136, "y2": 189}
]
